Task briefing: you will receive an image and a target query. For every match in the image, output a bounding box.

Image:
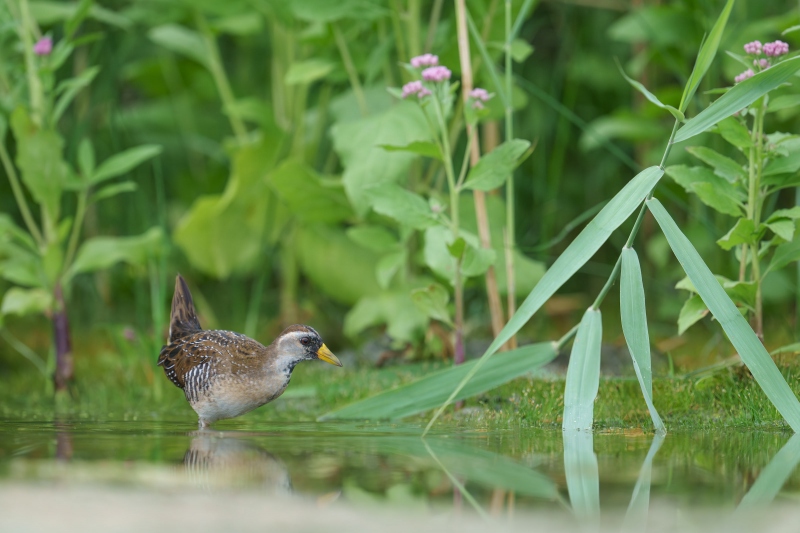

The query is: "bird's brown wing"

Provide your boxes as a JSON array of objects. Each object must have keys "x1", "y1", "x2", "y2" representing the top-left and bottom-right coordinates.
[{"x1": 157, "y1": 330, "x2": 266, "y2": 389}]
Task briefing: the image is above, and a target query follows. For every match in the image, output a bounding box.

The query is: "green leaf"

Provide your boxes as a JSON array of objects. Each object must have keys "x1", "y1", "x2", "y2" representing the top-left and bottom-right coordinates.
[
  {"x1": 77, "y1": 138, "x2": 95, "y2": 180},
  {"x1": 0, "y1": 287, "x2": 52, "y2": 318},
  {"x1": 723, "y1": 279, "x2": 756, "y2": 309},
  {"x1": 376, "y1": 251, "x2": 405, "y2": 289},
  {"x1": 463, "y1": 139, "x2": 531, "y2": 191},
  {"x1": 771, "y1": 343, "x2": 800, "y2": 356},
  {"x1": 90, "y1": 181, "x2": 137, "y2": 203},
  {"x1": 767, "y1": 239, "x2": 800, "y2": 274},
  {"x1": 677, "y1": 294, "x2": 709, "y2": 334},
  {"x1": 344, "y1": 291, "x2": 427, "y2": 342},
  {"x1": 369, "y1": 184, "x2": 437, "y2": 230},
  {"x1": 411, "y1": 284, "x2": 452, "y2": 326},
  {"x1": 622, "y1": 434, "x2": 665, "y2": 529},
  {"x1": 675, "y1": 56, "x2": 800, "y2": 144},
  {"x1": 764, "y1": 151, "x2": 800, "y2": 176},
  {"x1": 737, "y1": 434, "x2": 800, "y2": 511},
  {"x1": 68, "y1": 227, "x2": 166, "y2": 277},
  {"x1": 616, "y1": 59, "x2": 684, "y2": 121},
  {"x1": 715, "y1": 117, "x2": 752, "y2": 150},
  {"x1": 461, "y1": 241, "x2": 496, "y2": 278},
  {"x1": 768, "y1": 207, "x2": 800, "y2": 220},
  {"x1": 425, "y1": 166, "x2": 664, "y2": 432},
  {"x1": 30, "y1": 1, "x2": 131, "y2": 28},
  {"x1": 148, "y1": 25, "x2": 209, "y2": 67},
  {"x1": 620, "y1": 248, "x2": 665, "y2": 433},
  {"x1": 686, "y1": 146, "x2": 744, "y2": 182},
  {"x1": 678, "y1": 0, "x2": 734, "y2": 112},
  {"x1": 319, "y1": 342, "x2": 557, "y2": 420},
  {"x1": 268, "y1": 160, "x2": 353, "y2": 224},
  {"x1": 379, "y1": 141, "x2": 442, "y2": 160},
  {"x1": 717, "y1": 218, "x2": 756, "y2": 250},
  {"x1": 91, "y1": 145, "x2": 162, "y2": 185},
  {"x1": 648, "y1": 197, "x2": 800, "y2": 432},
  {"x1": 563, "y1": 431, "x2": 600, "y2": 520},
  {"x1": 510, "y1": 39, "x2": 534, "y2": 62},
  {"x1": 290, "y1": 0, "x2": 387, "y2": 22},
  {"x1": 52, "y1": 66, "x2": 99, "y2": 124},
  {"x1": 346, "y1": 226, "x2": 399, "y2": 253},
  {"x1": 665, "y1": 165, "x2": 743, "y2": 216},
  {"x1": 285, "y1": 59, "x2": 334, "y2": 85},
  {"x1": 765, "y1": 219, "x2": 795, "y2": 242},
  {"x1": 767, "y1": 95, "x2": 800, "y2": 113},
  {"x1": 563, "y1": 308, "x2": 602, "y2": 431}
]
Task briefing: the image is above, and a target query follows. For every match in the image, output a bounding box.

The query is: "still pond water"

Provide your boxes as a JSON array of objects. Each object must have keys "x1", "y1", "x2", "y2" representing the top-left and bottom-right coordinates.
[{"x1": 1, "y1": 419, "x2": 799, "y2": 532}]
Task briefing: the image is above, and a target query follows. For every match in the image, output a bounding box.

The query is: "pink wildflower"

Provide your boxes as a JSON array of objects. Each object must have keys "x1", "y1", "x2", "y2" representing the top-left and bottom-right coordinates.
[
  {"x1": 402, "y1": 80, "x2": 424, "y2": 98},
  {"x1": 410, "y1": 53, "x2": 439, "y2": 68},
  {"x1": 422, "y1": 66, "x2": 451, "y2": 82},
  {"x1": 734, "y1": 69, "x2": 754, "y2": 84},
  {"x1": 418, "y1": 88, "x2": 431, "y2": 98},
  {"x1": 469, "y1": 88, "x2": 492, "y2": 101},
  {"x1": 33, "y1": 36, "x2": 52, "y2": 56},
  {"x1": 753, "y1": 58, "x2": 770, "y2": 69},
  {"x1": 763, "y1": 40, "x2": 789, "y2": 57},
  {"x1": 743, "y1": 41, "x2": 762, "y2": 55}
]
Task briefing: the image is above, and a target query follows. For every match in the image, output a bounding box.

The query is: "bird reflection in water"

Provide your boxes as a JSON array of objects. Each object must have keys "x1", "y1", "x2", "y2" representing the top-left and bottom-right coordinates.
[{"x1": 183, "y1": 433, "x2": 292, "y2": 493}]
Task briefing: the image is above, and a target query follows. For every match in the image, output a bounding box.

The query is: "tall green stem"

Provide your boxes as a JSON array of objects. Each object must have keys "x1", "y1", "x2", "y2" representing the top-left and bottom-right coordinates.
[
  {"x1": 333, "y1": 24, "x2": 368, "y2": 117},
  {"x1": 748, "y1": 103, "x2": 766, "y2": 340},
  {"x1": 63, "y1": 191, "x2": 87, "y2": 271},
  {"x1": 0, "y1": 137, "x2": 44, "y2": 247},
  {"x1": 503, "y1": 0, "x2": 517, "y2": 342},
  {"x1": 18, "y1": 0, "x2": 44, "y2": 126}
]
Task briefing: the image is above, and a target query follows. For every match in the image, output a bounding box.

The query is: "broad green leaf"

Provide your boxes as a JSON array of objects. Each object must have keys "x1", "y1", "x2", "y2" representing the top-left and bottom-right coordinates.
[
  {"x1": 268, "y1": 160, "x2": 353, "y2": 224},
  {"x1": 768, "y1": 207, "x2": 800, "y2": 220},
  {"x1": 346, "y1": 226, "x2": 399, "y2": 253},
  {"x1": 686, "y1": 146, "x2": 744, "y2": 182},
  {"x1": 648, "y1": 197, "x2": 800, "y2": 432},
  {"x1": 675, "y1": 56, "x2": 800, "y2": 144},
  {"x1": 369, "y1": 184, "x2": 437, "y2": 230},
  {"x1": 678, "y1": 0, "x2": 734, "y2": 112},
  {"x1": 623, "y1": 434, "x2": 665, "y2": 529},
  {"x1": 149, "y1": 25, "x2": 209, "y2": 67},
  {"x1": 461, "y1": 241, "x2": 496, "y2": 278},
  {"x1": 53, "y1": 66, "x2": 99, "y2": 124},
  {"x1": 426, "y1": 166, "x2": 664, "y2": 432},
  {"x1": 510, "y1": 39, "x2": 534, "y2": 62},
  {"x1": 765, "y1": 219, "x2": 795, "y2": 242},
  {"x1": 767, "y1": 94, "x2": 800, "y2": 113},
  {"x1": 411, "y1": 284, "x2": 452, "y2": 326},
  {"x1": 717, "y1": 218, "x2": 756, "y2": 250},
  {"x1": 715, "y1": 117, "x2": 752, "y2": 150},
  {"x1": 563, "y1": 308, "x2": 602, "y2": 431},
  {"x1": 423, "y1": 226, "x2": 483, "y2": 284},
  {"x1": 616, "y1": 59, "x2": 684, "y2": 121},
  {"x1": 767, "y1": 239, "x2": 800, "y2": 274},
  {"x1": 691, "y1": 182, "x2": 742, "y2": 216},
  {"x1": 620, "y1": 248, "x2": 665, "y2": 433},
  {"x1": 344, "y1": 290, "x2": 427, "y2": 342},
  {"x1": 290, "y1": 0, "x2": 387, "y2": 22},
  {"x1": 68, "y1": 227, "x2": 166, "y2": 277},
  {"x1": 764, "y1": 173, "x2": 800, "y2": 191},
  {"x1": 737, "y1": 434, "x2": 800, "y2": 511},
  {"x1": 91, "y1": 181, "x2": 137, "y2": 203},
  {"x1": 724, "y1": 280, "x2": 756, "y2": 309},
  {"x1": 285, "y1": 59, "x2": 334, "y2": 85},
  {"x1": 764, "y1": 151, "x2": 800, "y2": 176},
  {"x1": 77, "y1": 138, "x2": 95, "y2": 180},
  {"x1": 677, "y1": 294, "x2": 708, "y2": 334},
  {"x1": 320, "y1": 342, "x2": 557, "y2": 420},
  {"x1": 0, "y1": 287, "x2": 52, "y2": 318},
  {"x1": 91, "y1": 145, "x2": 162, "y2": 185},
  {"x1": 212, "y1": 13, "x2": 263, "y2": 36},
  {"x1": 380, "y1": 141, "x2": 442, "y2": 160},
  {"x1": 665, "y1": 165, "x2": 743, "y2": 216},
  {"x1": 376, "y1": 251, "x2": 405, "y2": 289},
  {"x1": 463, "y1": 139, "x2": 531, "y2": 191},
  {"x1": 563, "y1": 431, "x2": 599, "y2": 520},
  {"x1": 30, "y1": 1, "x2": 131, "y2": 27}
]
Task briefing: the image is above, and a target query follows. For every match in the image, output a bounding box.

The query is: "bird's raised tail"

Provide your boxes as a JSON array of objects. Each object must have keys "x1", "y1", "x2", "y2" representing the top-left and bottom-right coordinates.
[{"x1": 168, "y1": 274, "x2": 202, "y2": 343}]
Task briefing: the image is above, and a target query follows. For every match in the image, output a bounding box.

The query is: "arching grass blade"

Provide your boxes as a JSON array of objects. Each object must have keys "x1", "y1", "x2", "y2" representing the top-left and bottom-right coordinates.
[
  {"x1": 648, "y1": 198, "x2": 800, "y2": 432},
  {"x1": 674, "y1": 56, "x2": 800, "y2": 144},
  {"x1": 563, "y1": 308, "x2": 602, "y2": 431},
  {"x1": 620, "y1": 247, "x2": 666, "y2": 434},
  {"x1": 424, "y1": 166, "x2": 664, "y2": 434}
]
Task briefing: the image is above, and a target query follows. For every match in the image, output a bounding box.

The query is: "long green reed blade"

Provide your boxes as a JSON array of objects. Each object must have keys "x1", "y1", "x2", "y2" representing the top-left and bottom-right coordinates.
[
  {"x1": 563, "y1": 431, "x2": 600, "y2": 519},
  {"x1": 648, "y1": 198, "x2": 800, "y2": 432},
  {"x1": 736, "y1": 434, "x2": 800, "y2": 511},
  {"x1": 424, "y1": 166, "x2": 664, "y2": 434},
  {"x1": 678, "y1": 0, "x2": 734, "y2": 113},
  {"x1": 620, "y1": 248, "x2": 666, "y2": 434},
  {"x1": 674, "y1": 56, "x2": 800, "y2": 144},
  {"x1": 318, "y1": 342, "x2": 556, "y2": 421},
  {"x1": 622, "y1": 433, "x2": 665, "y2": 529},
  {"x1": 563, "y1": 308, "x2": 602, "y2": 431}
]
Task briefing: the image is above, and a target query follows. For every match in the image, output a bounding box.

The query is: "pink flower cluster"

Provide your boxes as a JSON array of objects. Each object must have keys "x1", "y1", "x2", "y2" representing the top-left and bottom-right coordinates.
[
  {"x1": 764, "y1": 40, "x2": 789, "y2": 57},
  {"x1": 734, "y1": 69, "x2": 754, "y2": 84},
  {"x1": 469, "y1": 88, "x2": 493, "y2": 109},
  {"x1": 33, "y1": 36, "x2": 52, "y2": 56},
  {"x1": 422, "y1": 66, "x2": 451, "y2": 82},
  {"x1": 744, "y1": 41, "x2": 762, "y2": 55},
  {"x1": 401, "y1": 80, "x2": 431, "y2": 99},
  {"x1": 410, "y1": 54, "x2": 439, "y2": 68},
  {"x1": 753, "y1": 58, "x2": 770, "y2": 69}
]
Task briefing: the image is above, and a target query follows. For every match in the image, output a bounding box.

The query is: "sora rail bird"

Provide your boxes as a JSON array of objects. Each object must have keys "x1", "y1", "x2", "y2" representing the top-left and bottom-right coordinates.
[{"x1": 158, "y1": 275, "x2": 342, "y2": 428}]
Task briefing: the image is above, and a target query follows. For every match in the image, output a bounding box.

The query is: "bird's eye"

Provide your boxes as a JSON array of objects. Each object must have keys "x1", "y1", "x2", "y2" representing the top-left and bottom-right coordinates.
[{"x1": 300, "y1": 337, "x2": 310, "y2": 346}]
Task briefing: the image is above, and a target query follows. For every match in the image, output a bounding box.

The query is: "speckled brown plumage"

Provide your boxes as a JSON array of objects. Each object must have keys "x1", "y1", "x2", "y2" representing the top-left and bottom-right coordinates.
[{"x1": 158, "y1": 275, "x2": 341, "y2": 428}]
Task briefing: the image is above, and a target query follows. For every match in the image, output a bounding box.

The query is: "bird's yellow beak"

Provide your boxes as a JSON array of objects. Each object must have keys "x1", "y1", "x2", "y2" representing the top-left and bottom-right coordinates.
[{"x1": 316, "y1": 344, "x2": 342, "y2": 367}]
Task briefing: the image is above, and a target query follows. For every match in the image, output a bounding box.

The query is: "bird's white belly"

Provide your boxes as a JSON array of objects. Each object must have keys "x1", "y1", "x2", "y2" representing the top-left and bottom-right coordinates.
[{"x1": 189, "y1": 375, "x2": 290, "y2": 424}]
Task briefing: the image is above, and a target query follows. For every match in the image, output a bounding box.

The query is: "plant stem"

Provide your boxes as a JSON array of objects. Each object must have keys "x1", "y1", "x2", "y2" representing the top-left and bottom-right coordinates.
[
  {"x1": 748, "y1": 103, "x2": 766, "y2": 340},
  {"x1": 390, "y1": 0, "x2": 409, "y2": 64},
  {"x1": 555, "y1": 323, "x2": 580, "y2": 351},
  {"x1": 454, "y1": 0, "x2": 506, "y2": 343},
  {"x1": 424, "y1": 0, "x2": 444, "y2": 52},
  {"x1": 0, "y1": 136, "x2": 44, "y2": 247},
  {"x1": 407, "y1": 0, "x2": 421, "y2": 58},
  {"x1": 196, "y1": 13, "x2": 247, "y2": 143},
  {"x1": 333, "y1": 24, "x2": 368, "y2": 117},
  {"x1": 52, "y1": 283, "x2": 73, "y2": 391},
  {"x1": 63, "y1": 191, "x2": 87, "y2": 271},
  {"x1": 18, "y1": 0, "x2": 45, "y2": 126},
  {"x1": 503, "y1": 0, "x2": 517, "y2": 347}
]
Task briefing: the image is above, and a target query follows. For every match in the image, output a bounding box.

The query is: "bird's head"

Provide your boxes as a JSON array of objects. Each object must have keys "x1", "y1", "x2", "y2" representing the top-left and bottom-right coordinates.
[{"x1": 274, "y1": 325, "x2": 342, "y2": 367}]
